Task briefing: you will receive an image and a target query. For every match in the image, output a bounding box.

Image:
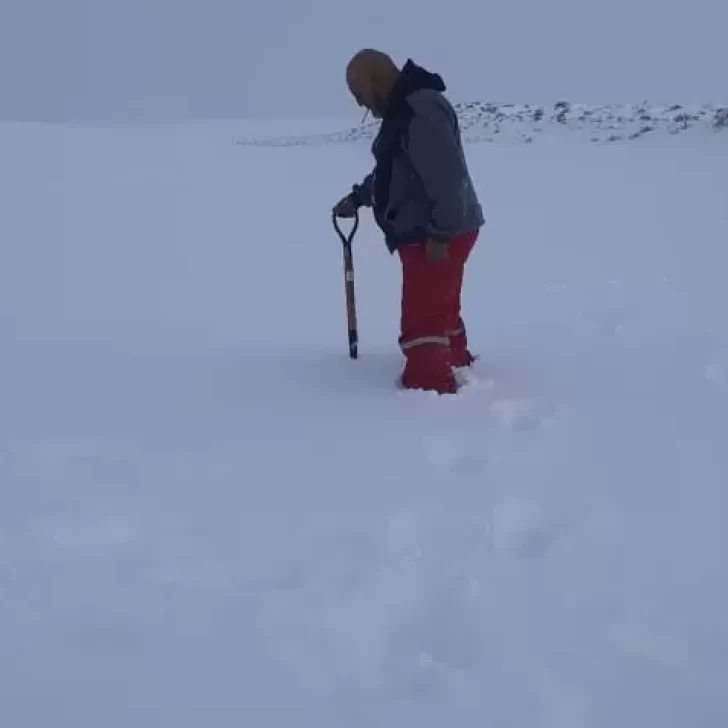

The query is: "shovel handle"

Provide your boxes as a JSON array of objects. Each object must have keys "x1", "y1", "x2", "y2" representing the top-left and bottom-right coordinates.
[{"x1": 332, "y1": 209, "x2": 359, "y2": 245}]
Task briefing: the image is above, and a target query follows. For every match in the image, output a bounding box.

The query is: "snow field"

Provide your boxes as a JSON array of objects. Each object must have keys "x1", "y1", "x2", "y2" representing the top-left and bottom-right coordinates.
[{"x1": 0, "y1": 117, "x2": 727, "y2": 727}]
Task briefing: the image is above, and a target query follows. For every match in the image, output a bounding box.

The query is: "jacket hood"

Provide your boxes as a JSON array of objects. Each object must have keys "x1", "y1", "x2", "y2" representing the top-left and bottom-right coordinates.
[{"x1": 390, "y1": 59, "x2": 446, "y2": 106}]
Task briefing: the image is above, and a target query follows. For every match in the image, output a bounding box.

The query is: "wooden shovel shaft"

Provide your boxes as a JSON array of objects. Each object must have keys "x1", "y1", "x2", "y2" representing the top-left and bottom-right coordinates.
[{"x1": 342, "y1": 243, "x2": 358, "y2": 358}]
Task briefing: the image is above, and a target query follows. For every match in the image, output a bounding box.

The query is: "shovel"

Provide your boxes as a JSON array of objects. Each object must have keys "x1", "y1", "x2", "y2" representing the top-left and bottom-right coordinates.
[{"x1": 332, "y1": 209, "x2": 359, "y2": 359}]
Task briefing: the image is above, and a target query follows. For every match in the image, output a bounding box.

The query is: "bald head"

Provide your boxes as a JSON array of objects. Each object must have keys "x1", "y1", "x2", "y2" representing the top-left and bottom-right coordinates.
[
  {"x1": 345, "y1": 49, "x2": 400, "y2": 119},
  {"x1": 346, "y1": 49, "x2": 399, "y2": 86}
]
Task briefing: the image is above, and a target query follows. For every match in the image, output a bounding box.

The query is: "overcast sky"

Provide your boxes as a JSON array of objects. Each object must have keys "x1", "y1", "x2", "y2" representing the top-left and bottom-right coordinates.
[{"x1": 1, "y1": 0, "x2": 725, "y2": 122}]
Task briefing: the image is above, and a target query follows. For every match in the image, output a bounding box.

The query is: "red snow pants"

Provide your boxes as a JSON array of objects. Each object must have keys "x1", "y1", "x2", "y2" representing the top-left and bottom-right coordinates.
[{"x1": 397, "y1": 230, "x2": 479, "y2": 394}]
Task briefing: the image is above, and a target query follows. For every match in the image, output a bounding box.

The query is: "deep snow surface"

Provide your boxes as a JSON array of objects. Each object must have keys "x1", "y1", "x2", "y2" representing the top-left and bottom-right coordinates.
[{"x1": 1, "y1": 117, "x2": 727, "y2": 727}]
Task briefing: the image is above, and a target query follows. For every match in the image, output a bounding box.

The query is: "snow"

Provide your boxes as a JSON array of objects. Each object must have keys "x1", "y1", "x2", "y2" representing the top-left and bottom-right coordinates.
[{"x1": 1, "y1": 112, "x2": 727, "y2": 727}]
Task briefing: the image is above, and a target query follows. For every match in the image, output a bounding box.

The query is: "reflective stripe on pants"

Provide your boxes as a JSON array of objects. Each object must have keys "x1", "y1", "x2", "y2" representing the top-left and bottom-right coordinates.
[
  {"x1": 400, "y1": 335, "x2": 450, "y2": 351},
  {"x1": 444, "y1": 327, "x2": 464, "y2": 338}
]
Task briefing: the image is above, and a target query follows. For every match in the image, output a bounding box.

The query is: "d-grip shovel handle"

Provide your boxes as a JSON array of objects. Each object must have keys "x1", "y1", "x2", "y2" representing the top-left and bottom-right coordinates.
[
  {"x1": 332, "y1": 208, "x2": 359, "y2": 245},
  {"x1": 332, "y1": 210, "x2": 359, "y2": 359}
]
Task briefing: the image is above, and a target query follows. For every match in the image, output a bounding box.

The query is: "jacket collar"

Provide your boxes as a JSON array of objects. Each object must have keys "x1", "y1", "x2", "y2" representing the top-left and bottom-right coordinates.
[{"x1": 385, "y1": 59, "x2": 446, "y2": 115}]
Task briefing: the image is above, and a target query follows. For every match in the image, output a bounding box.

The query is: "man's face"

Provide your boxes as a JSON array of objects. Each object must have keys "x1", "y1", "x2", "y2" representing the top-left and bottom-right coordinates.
[{"x1": 347, "y1": 70, "x2": 386, "y2": 119}]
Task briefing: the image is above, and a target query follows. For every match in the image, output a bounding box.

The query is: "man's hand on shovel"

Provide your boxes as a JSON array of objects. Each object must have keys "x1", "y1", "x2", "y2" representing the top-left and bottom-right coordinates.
[{"x1": 333, "y1": 194, "x2": 357, "y2": 219}]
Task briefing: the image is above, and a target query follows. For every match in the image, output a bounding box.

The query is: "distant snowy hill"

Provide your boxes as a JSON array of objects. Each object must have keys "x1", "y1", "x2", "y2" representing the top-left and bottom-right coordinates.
[{"x1": 237, "y1": 100, "x2": 728, "y2": 147}]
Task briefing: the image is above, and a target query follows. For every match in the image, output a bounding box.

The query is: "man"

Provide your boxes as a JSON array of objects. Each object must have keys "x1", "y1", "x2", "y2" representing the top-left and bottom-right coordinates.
[{"x1": 333, "y1": 49, "x2": 485, "y2": 395}]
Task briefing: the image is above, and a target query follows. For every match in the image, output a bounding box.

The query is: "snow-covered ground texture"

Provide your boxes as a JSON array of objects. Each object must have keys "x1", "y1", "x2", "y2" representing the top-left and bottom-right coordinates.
[
  {"x1": 1, "y1": 114, "x2": 728, "y2": 728},
  {"x1": 236, "y1": 101, "x2": 728, "y2": 147}
]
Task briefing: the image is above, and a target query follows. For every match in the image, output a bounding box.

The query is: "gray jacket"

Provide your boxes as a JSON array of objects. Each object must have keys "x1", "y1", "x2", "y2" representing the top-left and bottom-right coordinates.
[{"x1": 350, "y1": 60, "x2": 484, "y2": 253}]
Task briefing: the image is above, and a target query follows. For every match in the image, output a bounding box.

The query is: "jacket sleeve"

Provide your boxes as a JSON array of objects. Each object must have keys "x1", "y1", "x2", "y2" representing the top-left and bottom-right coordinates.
[
  {"x1": 350, "y1": 172, "x2": 373, "y2": 208},
  {"x1": 403, "y1": 94, "x2": 468, "y2": 241}
]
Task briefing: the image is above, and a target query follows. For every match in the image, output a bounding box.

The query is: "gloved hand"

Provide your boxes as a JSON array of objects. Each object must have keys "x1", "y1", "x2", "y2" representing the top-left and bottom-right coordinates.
[
  {"x1": 333, "y1": 194, "x2": 357, "y2": 218},
  {"x1": 426, "y1": 239, "x2": 449, "y2": 262}
]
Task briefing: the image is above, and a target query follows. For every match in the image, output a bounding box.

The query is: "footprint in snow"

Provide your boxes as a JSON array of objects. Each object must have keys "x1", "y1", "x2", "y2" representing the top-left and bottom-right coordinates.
[
  {"x1": 490, "y1": 396, "x2": 556, "y2": 433},
  {"x1": 302, "y1": 508, "x2": 489, "y2": 696},
  {"x1": 421, "y1": 436, "x2": 487, "y2": 478},
  {"x1": 490, "y1": 497, "x2": 559, "y2": 559}
]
